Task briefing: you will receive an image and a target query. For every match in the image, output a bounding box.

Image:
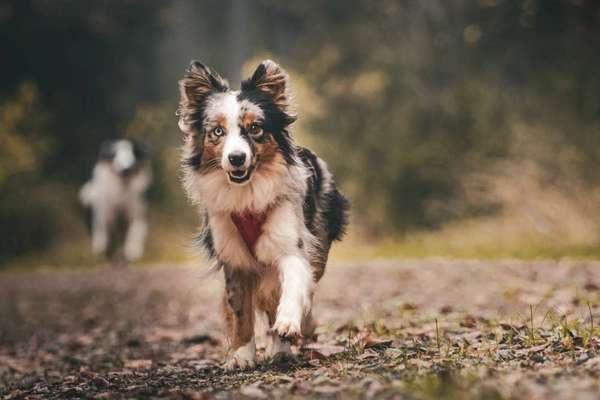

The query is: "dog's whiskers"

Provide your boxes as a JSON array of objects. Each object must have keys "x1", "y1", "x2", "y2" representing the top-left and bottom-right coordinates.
[{"x1": 199, "y1": 158, "x2": 221, "y2": 174}]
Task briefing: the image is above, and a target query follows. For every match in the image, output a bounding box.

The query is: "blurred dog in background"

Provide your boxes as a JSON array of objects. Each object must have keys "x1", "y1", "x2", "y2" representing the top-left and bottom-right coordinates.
[{"x1": 79, "y1": 139, "x2": 151, "y2": 264}]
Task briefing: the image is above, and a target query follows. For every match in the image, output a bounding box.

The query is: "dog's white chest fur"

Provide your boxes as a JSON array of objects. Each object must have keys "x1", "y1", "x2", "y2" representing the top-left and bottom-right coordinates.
[{"x1": 209, "y1": 200, "x2": 306, "y2": 271}]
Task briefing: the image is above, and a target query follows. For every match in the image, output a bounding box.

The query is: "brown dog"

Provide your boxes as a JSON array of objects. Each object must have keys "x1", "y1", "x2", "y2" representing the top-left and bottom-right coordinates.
[{"x1": 177, "y1": 60, "x2": 348, "y2": 369}]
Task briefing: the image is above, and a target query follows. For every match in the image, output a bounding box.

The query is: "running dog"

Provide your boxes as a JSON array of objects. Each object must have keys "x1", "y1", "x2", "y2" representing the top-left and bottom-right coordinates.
[
  {"x1": 177, "y1": 60, "x2": 349, "y2": 369},
  {"x1": 79, "y1": 139, "x2": 151, "y2": 263}
]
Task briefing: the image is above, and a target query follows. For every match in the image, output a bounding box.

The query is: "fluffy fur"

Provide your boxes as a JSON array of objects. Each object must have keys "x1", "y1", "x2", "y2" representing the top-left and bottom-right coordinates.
[
  {"x1": 177, "y1": 59, "x2": 349, "y2": 369},
  {"x1": 79, "y1": 139, "x2": 151, "y2": 263}
]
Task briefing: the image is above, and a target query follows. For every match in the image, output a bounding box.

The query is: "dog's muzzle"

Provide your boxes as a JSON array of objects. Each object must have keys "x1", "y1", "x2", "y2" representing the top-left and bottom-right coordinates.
[
  {"x1": 223, "y1": 143, "x2": 253, "y2": 185},
  {"x1": 227, "y1": 165, "x2": 253, "y2": 184},
  {"x1": 226, "y1": 151, "x2": 253, "y2": 184}
]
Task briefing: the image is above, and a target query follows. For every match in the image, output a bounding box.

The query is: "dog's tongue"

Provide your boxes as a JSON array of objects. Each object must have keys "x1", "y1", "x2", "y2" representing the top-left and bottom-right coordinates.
[{"x1": 231, "y1": 211, "x2": 268, "y2": 257}]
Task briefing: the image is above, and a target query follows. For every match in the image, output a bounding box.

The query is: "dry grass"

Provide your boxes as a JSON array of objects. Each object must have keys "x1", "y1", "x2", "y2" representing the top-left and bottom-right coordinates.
[{"x1": 334, "y1": 124, "x2": 600, "y2": 262}]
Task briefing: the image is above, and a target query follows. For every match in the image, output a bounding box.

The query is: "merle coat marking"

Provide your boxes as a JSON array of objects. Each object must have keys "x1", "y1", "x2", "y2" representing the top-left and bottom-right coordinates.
[{"x1": 177, "y1": 59, "x2": 349, "y2": 369}]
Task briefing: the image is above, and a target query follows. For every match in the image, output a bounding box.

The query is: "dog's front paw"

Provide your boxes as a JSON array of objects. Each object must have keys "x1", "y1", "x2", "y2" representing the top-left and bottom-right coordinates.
[
  {"x1": 266, "y1": 332, "x2": 293, "y2": 359},
  {"x1": 272, "y1": 315, "x2": 302, "y2": 338},
  {"x1": 224, "y1": 355, "x2": 255, "y2": 370},
  {"x1": 224, "y1": 340, "x2": 256, "y2": 371}
]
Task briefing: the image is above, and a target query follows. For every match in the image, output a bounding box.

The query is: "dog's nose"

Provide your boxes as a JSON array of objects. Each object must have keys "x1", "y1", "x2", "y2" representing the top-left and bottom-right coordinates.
[{"x1": 228, "y1": 152, "x2": 246, "y2": 167}]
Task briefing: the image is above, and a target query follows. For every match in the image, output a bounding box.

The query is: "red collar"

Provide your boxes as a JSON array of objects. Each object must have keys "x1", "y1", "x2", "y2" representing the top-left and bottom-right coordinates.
[{"x1": 231, "y1": 210, "x2": 268, "y2": 257}]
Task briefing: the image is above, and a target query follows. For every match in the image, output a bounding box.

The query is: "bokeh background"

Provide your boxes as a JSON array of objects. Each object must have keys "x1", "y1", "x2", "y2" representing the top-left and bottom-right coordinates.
[{"x1": 2, "y1": 0, "x2": 600, "y2": 268}]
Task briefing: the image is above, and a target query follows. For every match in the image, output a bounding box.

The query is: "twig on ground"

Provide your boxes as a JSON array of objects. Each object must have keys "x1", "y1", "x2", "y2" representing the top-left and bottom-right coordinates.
[
  {"x1": 529, "y1": 304, "x2": 535, "y2": 344},
  {"x1": 587, "y1": 301, "x2": 594, "y2": 345},
  {"x1": 435, "y1": 318, "x2": 440, "y2": 353}
]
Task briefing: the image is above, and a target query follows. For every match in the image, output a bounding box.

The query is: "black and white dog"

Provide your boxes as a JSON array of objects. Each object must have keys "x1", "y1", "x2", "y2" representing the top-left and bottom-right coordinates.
[
  {"x1": 177, "y1": 60, "x2": 349, "y2": 369},
  {"x1": 79, "y1": 139, "x2": 151, "y2": 263}
]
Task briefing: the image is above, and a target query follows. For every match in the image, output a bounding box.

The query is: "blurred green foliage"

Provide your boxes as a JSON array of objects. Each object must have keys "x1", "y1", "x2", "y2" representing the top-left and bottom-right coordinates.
[
  {"x1": 270, "y1": 1, "x2": 600, "y2": 232},
  {"x1": 1, "y1": 0, "x2": 600, "y2": 265},
  {"x1": 0, "y1": 82, "x2": 54, "y2": 263},
  {"x1": 0, "y1": 82, "x2": 50, "y2": 185}
]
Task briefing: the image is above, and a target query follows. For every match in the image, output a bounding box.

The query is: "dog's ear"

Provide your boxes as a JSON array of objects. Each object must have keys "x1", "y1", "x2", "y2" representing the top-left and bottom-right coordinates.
[
  {"x1": 131, "y1": 141, "x2": 150, "y2": 161},
  {"x1": 98, "y1": 140, "x2": 115, "y2": 161},
  {"x1": 242, "y1": 60, "x2": 296, "y2": 117},
  {"x1": 177, "y1": 61, "x2": 229, "y2": 135}
]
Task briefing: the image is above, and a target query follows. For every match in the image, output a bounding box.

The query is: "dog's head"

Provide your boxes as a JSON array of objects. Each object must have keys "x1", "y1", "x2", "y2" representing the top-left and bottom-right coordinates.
[
  {"x1": 99, "y1": 139, "x2": 148, "y2": 177},
  {"x1": 177, "y1": 60, "x2": 297, "y2": 186}
]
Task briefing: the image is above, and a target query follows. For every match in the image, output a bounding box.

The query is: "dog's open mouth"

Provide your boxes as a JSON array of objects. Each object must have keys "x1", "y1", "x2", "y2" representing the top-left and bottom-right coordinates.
[{"x1": 227, "y1": 167, "x2": 253, "y2": 184}]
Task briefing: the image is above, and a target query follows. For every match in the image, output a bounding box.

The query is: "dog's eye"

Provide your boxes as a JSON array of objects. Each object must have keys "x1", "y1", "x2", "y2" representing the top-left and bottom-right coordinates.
[
  {"x1": 212, "y1": 127, "x2": 224, "y2": 137},
  {"x1": 249, "y1": 123, "x2": 263, "y2": 138}
]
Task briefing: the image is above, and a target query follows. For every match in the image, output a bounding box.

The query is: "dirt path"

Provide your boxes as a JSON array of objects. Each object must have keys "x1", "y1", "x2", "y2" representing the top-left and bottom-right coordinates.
[{"x1": 1, "y1": 259, "x2": 600, "y2": 399}]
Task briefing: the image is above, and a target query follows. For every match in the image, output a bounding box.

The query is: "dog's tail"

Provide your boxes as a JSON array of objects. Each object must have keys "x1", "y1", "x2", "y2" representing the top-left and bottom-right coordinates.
[{"x1": 323, "y1": 188, "x2": 350, "y2": 242}]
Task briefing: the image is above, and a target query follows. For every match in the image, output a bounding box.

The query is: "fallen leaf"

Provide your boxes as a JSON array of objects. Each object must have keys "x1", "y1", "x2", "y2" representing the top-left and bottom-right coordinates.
[
  {"x1": 146, "y1": 328, "x2": 182, "y2": 343},
  {"x1": 584, "y1": 283, "x2": 599, "y2": 291},
  {"x1": 124, "y1": 359, "x2": 152, "y2": 369},
  {"x1": 0, "y1": 356, "x2": 26, "y2": 373},
  {"x1": 65, "y1": 334, "x2": 95, "y2": 351},
  {"x1": 185, "y1": 344, "x2": 206, "y2": 355},
  {"x1": 335, "y1": 323, "x2": 360, "y2": 334},
  {"x1": 364, "y1": 338, "x2": 392, "y2": 349},
  {"x1": 313, "y1": 385, "x2": 342, "y2": 394},
  {"x1": 384, "y1": 348, "x2": 403, "y2": 359},
  {"x1": 92, "y1": 376, "x2": 110, "y2": 388},
  {"x1": 240, "y1": 384, "x2": 267, "y2": 399},
  {"x1": 303, "y1": 349, "x2": 327, "y2": 361},
  {"x1": 183, "y1": 334, "x2": 219, "y2": 346},
  {"x1": 351, "y1": 331, "x2": 393, "y2": 349},
  {"x1": 358, "y1": 349, "x2": 379, "y2": 360},
  {"x1": 440, "y1": 305, "x2": 454, "y2": 314},
  {"x1": 401, "y1": 303, "x2": 418, "y2": 311},
  {"x1": 303, "y1": 343, "x2": 346, "y2": 357},
  {"x1": 460, "y1": 315, "x2": 477, "y2": 328}
]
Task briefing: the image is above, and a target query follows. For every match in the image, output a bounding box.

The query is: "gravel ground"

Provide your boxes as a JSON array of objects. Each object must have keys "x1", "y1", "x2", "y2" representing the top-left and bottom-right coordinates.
[{"x1": 1, "y1": 259, "x2": 600, "y2": 399}]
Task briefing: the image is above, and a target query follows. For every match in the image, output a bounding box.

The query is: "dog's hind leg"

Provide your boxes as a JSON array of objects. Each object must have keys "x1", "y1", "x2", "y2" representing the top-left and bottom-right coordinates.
[
  {"x1": 123, "y1": 215, "x2": 147, "y2": 261},
  {"x1": 91, "y1": 208, "x2": 109, "y2": 257},
  {"x1": 223, "y1": 266, "x2": 257, "y2": 370},
  {"x1": 302, "y1": 310, "x2": 317, "y2": 342}
]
